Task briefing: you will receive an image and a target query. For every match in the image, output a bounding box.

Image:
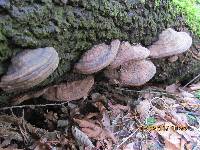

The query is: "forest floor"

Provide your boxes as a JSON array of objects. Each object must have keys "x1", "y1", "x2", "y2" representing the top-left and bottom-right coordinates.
[
  {"x1": 1, "y1": 78, "x2": 200, "y2": 150},
  {"x1": 1, "y1": 1, "x2": 200, "y2": 149}
]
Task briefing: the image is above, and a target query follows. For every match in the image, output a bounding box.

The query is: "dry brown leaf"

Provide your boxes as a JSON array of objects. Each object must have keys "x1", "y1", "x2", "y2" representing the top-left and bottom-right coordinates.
[
  {"x1": 108, "y1": 102, "x2": 130, "y2": 115},
  {"x1": 155, "y1": 110, "x2": 188, "y2": 127},
  {"x1": 74, "y1": 118, "x2": 97, "y2": 129},
  {"x1": 179, "y1": 90, "x2": 194, "y2": 98},
  {"x1": 181, "y1": 97, "x2": 200, "y2": 107},
  {"x1": 44, "y1": 111, "x2": 58, "y2": 122},
  {"x1": 180, "y1": 138, "x2": 187, "y2": 150},
  {"x1": 33, "y1": 138, "x2": 51, "y2": 150},
  {"x1": 102, "y1": 112, "x2": 111, "y2": 130},
  {"x1": 142, "y1": 140, "x2": 163, "y2": 150},
  {"x1": 164, "y1": 138, "x2": 181, "y2": 150},
  {"x1": 190, "y1": 82, "x2": 200, "y2": 91},
  {"x1": 170, "y1": 112, "x2": 188, "y2": 126},
  {"x1": 176, "y1": 129, "x2": 200, "y2": 143},
  {"x1": 108, "y1": 103, "x2": 130, "y2": 112},
  {"x1": 156, "y1": 129, "x2": 181, "y2": 149},
  {"x1": 85, "y1": 113, "x2": 99, "y2": 119},
  {"x1": 12, "y1": 76, "x2": 94, "y2": 104},
  {"x1": 136, "y1": 100, "x2": 151, "y2": 120},
  {"x1": 166, "y1": 83, "x2": 180, "y2": 94},
  {"x1": 81, "y1": 127, "x2": 102, "y2": 138},
  {"x1": 43, "y1": 76, "x2": 94, "y2": 101},
  {"x1": 123, "y1": 143, "x2": 136, "y2": 150},
  {"x1": 71, "y1": 126, "x2": 95, "y2": 148},
  {"x1": 74, "y1": 118, "x2": 117, "y2": 145},
  {"x1": 11, "y1": 89, "x2": 46, "y2": 105},
  {"x1": 141, "y1": 91, "x2": 155, "y2": 99},
  {"x1": 95, "y1": 102, "x2": 107, "y2": 113},
  {"x1": 103, "y1": 138, "x2": 113, "y2": 150},
  {"x1": 161, "y1": 96, "x2": 176, "y2": 107},
  {"x1": 0, "y1": 139, "x2": 11, "y2": 148},
  {"x1": 154, "y1": 121, "x2": 190, "y2": 150}
]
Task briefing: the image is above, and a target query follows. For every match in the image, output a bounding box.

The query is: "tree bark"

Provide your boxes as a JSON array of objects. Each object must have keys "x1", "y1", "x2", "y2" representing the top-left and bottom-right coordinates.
[{"x1": 0, "y1": 0, "x2": 199, "y2": 103}]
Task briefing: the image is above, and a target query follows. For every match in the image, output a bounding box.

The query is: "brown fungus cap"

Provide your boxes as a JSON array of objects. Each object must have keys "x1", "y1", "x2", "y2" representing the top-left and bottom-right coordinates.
[
  {"x1": 42, "y1": 76, "x2": 94, "y2": 101},
  {"x1": 104, "y1": 60, "x2": 156, "y2": 86},
  {"x1": 74, "y1": 39, "x2": 120, "y2": 74},
  {"x1": 109, "y1": 41, "x2": 150, "y2": 69},
  {"x1": 149, "y1": 28, "x2": 192, "y2": 58},
  {"x1": 120, "y1": 60, "x2": 156, "y2": 86},
  {"x1": 0, "y1": 47, "x2": 59, "y2": 92}
]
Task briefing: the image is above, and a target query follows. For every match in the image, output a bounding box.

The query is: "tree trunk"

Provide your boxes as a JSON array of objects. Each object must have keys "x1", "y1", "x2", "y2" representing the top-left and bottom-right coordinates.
[{"x1": 0, "y1": 0, "x2": 199, "y2": 103}]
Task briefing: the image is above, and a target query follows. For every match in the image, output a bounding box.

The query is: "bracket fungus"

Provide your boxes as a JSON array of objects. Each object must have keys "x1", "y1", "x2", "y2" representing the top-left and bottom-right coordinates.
[
  {"x1": 149, "y1": 28, "x2": 192, "y2": 58},
  {"x1": 0, "y1": 47, "x2": 59, "y2": 92},
  {"x1": 120, "y1": 60, "x2": 156, "y2": 86},
  {"x1": 42, "y1": 76, "x2": 94, "y2": 101},
  {"x1": 74, "y1": 39, "x2": 120, "y2": 74},
  {"x1": 109, "y1": 41, "x2": 150, "y2": 69},
  {"x1": 105, "y1": 60, "x2": 156, "y2": 86}
]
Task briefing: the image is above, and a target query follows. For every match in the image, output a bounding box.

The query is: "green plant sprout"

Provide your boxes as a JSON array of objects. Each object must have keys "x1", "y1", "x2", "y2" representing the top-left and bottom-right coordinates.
[
  {"x1": 145, "y1": 117, "x2": 156, "y2": 126},
  {"x1": 194, "y1": 90, "x2": 200, "y2": 99},
  {"x1": 172, "y1": 0, "x2": 200, "y2": 36}
]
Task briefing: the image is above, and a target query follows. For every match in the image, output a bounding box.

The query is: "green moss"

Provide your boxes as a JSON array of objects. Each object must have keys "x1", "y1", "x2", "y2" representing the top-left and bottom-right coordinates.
[{"x1": 172, "y1": 0, "x2": 200, "y2": 36}]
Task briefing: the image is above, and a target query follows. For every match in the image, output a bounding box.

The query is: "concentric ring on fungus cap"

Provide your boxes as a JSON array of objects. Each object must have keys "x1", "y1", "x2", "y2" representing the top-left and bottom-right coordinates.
[
  {"x1": 120, "y1": 60, "x2": 156, "y2": 86},
  {"x1": 149, "y1": 28, "x2": 192, "y2": 58},
  {"x1": 0, "y1": 47, "x2": 59, "y2": 92},
  {"x1": 109, "y1": 41, "x2": 150, "y2": 69},
  {"x1": 74, "y1": 39, "x2": 120, "y2": 74}
]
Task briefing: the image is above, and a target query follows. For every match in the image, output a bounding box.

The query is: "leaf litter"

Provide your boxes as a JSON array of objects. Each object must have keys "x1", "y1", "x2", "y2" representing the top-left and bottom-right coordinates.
[{"x1": 1, "y1": 81, "x2": 200, "y2": 149}]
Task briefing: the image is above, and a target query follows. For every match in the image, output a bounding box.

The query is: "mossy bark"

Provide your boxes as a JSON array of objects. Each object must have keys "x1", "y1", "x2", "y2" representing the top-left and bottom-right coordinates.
[{"x1": 0, "y1": 0, "x2": 199, "y2": 103}]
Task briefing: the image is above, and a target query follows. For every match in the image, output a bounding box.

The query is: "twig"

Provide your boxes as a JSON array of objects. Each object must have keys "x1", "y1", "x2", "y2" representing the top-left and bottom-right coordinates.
[
  {"x1": 176, "y1": 109, "x2": 200, "y2": 116},
  {"x1": 0, "y1": 101, "x2": 70, "y2": 111},
  {"x1": 0, "y1": 115, "x2": 60, "y2": 139},
  {"x1": 0, "y1": 127, "x2": 24, "y2": 141},
  {"x1": 11, "y1": 89, "x2": 47, "y2": 105},
  {"x1": 115, "y1": 129, "x2": 138, "y2": 149},
  {"x1": 115, "y1": 87, "x2": 176, "y2": 97},
  {"x1": 183, "y1": 73, "x2": 200, "y2": 88},
  {"x1": 115, "y1": 87, "x2": 165, "y2": 93}
]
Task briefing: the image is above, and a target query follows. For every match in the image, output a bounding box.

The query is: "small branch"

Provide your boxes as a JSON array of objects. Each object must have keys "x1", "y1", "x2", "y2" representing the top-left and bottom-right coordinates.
[
  {"x1": 0, "y1": 127, "x2": 24, "y2": 141},
  {"x1": 115, "y1": 129, "x2": 138, "y2": 149},
  {"x1": 115, "y1": 87, "x2": 167, "y2": 94},
  {"x1": 183, "y1": 73, "x2": 200, "y2": 88},
  {"x1": 0, "y1": 115, "x2": 60, "y2": 140},
  {"x1": 115, "y1": 87, "x2": 177, "y2": 98},
  {"x1": 0, "y1": 101, "x2": 70, "y2": 111}
]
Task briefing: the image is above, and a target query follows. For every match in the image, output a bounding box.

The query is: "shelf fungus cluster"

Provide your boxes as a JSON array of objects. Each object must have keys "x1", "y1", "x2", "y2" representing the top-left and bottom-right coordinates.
[
  {"x1": 0, "y1": 47, "x2": 59, "y2": 92},
  {"x1": 12, "y1": 76, "x2": 94, "y2": 104},
  {"x1": 0, "y1": 28, "x2": 193, "y2": 103},
  {"x1": 105, "y1": 41, "x2": 154, "y2": 86},
  {"x1": 75, "y1": 28, "x2": 192, "y2": 86},
  {"x1": 75, "y1": 39, "x2": 156, "y2": 86},
  {"x1": 105, "y1": 60, "x2": 156, "y2": 86}
]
